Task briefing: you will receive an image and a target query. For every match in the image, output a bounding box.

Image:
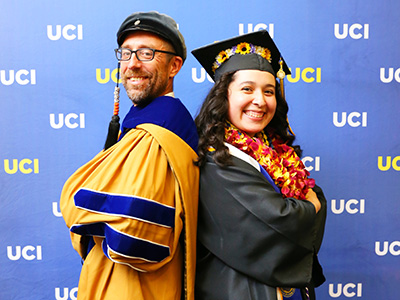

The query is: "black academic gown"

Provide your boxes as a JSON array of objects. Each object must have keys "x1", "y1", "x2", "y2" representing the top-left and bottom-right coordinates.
[{"x1": 195, "y1": 152, "x2": 326, "y2": 300}]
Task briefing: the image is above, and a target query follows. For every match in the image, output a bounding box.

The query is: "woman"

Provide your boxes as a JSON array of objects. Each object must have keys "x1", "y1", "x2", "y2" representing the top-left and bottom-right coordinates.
[{"x1": 191, "y1": 30, "x2": 327, "y2": 300}]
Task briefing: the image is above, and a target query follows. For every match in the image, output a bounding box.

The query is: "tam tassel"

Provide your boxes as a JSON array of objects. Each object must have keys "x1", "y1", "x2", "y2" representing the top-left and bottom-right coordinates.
[
  {"x1": 276, "y1": 58, "x2": 286, "y2": 100},
  {"x1": 277, "y1": 58, "x2": 295, "y2": 136},
  {"x1": 104, "y1": 62, "x2": 121, "y2": 150}
]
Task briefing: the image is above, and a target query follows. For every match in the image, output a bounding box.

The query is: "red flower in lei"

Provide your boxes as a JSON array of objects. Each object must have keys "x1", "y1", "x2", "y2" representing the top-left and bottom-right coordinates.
[{"x1": 225, "y1": 122, "x2": 315, "y2": 200}]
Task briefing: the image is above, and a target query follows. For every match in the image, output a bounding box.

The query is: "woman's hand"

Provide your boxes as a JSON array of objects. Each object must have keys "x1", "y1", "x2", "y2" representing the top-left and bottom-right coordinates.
[{"x1": 305, "y1": 188, "x2": 321, "y2": 213}]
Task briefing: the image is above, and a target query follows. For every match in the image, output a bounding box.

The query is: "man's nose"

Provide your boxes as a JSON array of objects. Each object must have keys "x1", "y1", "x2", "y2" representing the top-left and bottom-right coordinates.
[{"x1": 127, "y1": 53, "x2": 142, "y2": 68}]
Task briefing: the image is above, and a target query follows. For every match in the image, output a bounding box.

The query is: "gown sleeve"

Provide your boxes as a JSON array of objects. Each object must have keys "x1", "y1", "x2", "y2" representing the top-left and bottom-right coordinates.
[
  {"x1": 60, "y1": 127, "x2": 183, "y2": 273},
  {"x1": 197, "y1": 153, "x2": 327, "y2": 287}
]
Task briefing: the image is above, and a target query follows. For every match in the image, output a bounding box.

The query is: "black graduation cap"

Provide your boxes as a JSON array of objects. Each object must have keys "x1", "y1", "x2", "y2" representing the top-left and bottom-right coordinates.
[{"x1": 191, "y1": 30, "x2": 290, "y2": 82}]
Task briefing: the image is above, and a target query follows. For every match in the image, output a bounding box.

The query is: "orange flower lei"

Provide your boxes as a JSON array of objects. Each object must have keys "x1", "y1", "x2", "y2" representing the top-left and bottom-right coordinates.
[{"x1": 225, "y1": 122, "x2": 315, "y2": 200}]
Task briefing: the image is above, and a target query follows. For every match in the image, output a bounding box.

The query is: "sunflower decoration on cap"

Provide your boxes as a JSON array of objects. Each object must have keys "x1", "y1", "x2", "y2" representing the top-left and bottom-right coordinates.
[{"x1": 212, "y1": 42, "x2": 272, "y2": 73}]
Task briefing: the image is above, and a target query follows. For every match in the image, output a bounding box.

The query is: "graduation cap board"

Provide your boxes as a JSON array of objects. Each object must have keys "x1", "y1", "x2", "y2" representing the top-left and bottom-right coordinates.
[{"x1": 191, "y1": 30, "x2": 290, "y2": 91}]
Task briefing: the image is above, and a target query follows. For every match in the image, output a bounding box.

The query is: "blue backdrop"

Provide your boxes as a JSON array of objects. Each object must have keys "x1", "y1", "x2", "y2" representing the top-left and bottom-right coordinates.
[{"x1": 1, "y1": 1, "x2": 399, "y2": 299}]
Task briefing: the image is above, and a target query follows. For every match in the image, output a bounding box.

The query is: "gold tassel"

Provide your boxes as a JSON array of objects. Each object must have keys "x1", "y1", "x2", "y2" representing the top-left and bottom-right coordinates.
[
  {"x1": 276, "y1": 58, "x2": 286, "y2": 99},
  {"x1": 277, "y1": 58, "x2": 295, "y2": 136}
]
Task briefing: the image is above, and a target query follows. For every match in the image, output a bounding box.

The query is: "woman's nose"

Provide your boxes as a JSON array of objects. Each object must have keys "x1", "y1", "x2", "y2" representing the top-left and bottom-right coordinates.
[{"x1": 251, "y1": 90, "x2": 266, "y2": 106}]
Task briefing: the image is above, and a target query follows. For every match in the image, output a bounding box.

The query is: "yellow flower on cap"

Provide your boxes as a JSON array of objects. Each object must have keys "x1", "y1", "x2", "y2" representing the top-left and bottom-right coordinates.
[
  {"x1": 236, "y1": 42, "x2": 252, "y2": 54},
  {"x1": 216, "y1": 50, "x2": 229, "y2": 64},
  {"x1": 255, "y1": 46, "x2": 272, "y2": 62}
]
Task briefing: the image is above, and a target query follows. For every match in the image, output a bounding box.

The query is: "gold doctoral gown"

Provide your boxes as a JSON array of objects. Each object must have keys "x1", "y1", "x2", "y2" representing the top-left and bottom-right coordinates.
[{"x1": 60, "y1": 123, "x2": 199, "y2": 300}]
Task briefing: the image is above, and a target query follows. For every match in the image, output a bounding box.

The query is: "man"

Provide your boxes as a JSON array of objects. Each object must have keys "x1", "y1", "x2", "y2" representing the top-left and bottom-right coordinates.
[{"x1": 60, "y1": 11, "x2": 199, "y2": 300}]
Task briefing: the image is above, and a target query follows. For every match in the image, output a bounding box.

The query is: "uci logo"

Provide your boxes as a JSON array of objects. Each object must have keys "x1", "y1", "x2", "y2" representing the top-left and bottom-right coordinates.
[
  {"x1": 380, "y1": 67, "x2": 400, "y2": 83},
  {"x1": 55, "y1": 287, "x2": 78, "y2": 300},
  {"x1": 50, "y1": 113, "x2": 85, "y2": 129},
  {"x1": 333, "y1": 112, "x2": 367, "y2": 128},
  {"x1": 334, "y1": 24, "x2": 369, "y2": 39},
  {"x1": 96, "y1": 68, "x2": 120, "y2": 84},
  {"x1": 238, "y1": 23, "x2": 274, "y2": 38},
  {"x1": 286, "y1": 68, "x2": 321, "y2": 83},
  {"x1": 375, "y1": 241, "x2": 400, "y2": 256},
  {"x1": 47, "y1": 25, "x2": 83, "y2": 41},
  {"x1": 7, "y1": 245, "x2": 42, "y2": 261},
  {"x1": 331, "y1": 199, "x2": 365, "y2": 214},
  {"x1": 192, "y1": 68, "x2": 214, "y2": 83},
  {"x1": 377, "y1": 156, "x2": 400, "y2": 171},
  {"x1": 4, "y1": 159, "x2": 39, "y2": 174},
  {"x1": 302, "y1": 156, "x2": 320, "y2": 172},
  {"x1": 53, "y1": 202, "x2": 62, "y2": 217},
  {"x1": 0, "y1": 69, "x2": 36, "y2": 86},
  {"x1": 329, "y1": 283, "x2": 362, "y2": 298}
]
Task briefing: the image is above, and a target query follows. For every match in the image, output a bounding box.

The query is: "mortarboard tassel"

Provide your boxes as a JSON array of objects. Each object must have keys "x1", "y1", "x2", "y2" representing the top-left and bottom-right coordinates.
[
  {"x1": 104, "y1": 62, "x2": 121, "y2": 150},
  {"x1": 277, "y1": 58, "x2": 295, "y2": 136},
  {"x1": 276, "y1": 58, "x2": 286, "y2": 101}
]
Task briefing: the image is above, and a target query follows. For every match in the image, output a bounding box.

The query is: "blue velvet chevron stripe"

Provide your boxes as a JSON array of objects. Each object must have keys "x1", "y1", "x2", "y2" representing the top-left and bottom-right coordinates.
[
  {"x1": 71, "y1": 222, "x2": 170, "y2": 262},
  {"x1": 74, "y1": 188, "x2": 175, "y2": 228}
]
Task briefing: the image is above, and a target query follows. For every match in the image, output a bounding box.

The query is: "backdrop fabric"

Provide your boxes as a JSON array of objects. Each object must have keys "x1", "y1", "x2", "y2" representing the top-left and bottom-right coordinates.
[{"x1": 1, "y1": 1, "x2": 399, "y2": 299}]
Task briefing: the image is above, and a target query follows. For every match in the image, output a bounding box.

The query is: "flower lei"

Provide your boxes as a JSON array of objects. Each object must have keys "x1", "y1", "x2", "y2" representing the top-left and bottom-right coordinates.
[{"x1": 224, "y1": 121, "x2": 315, "y2": 200}]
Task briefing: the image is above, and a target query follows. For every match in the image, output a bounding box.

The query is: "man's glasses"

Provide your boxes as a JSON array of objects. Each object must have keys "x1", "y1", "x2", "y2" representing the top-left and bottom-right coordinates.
[{"x1": 114, "y1": 48, "x2": 177, "y2": 62}]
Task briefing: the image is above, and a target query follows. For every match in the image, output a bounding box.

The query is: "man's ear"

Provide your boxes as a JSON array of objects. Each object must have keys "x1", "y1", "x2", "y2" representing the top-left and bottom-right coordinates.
[{"x1": 169, "y1": 56, "x2": 183, "y2": 78}]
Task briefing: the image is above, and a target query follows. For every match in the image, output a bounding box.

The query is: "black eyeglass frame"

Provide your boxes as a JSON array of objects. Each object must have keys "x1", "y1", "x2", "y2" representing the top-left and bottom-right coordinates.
[{"x1": 114, "y1": 47, "x2": 177, "y2": 62}]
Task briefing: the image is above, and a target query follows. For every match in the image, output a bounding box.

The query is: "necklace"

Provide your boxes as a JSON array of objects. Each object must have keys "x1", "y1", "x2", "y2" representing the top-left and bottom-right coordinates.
[{"x1": 224, "y1": 122, "x2": 315, "y2": 200}]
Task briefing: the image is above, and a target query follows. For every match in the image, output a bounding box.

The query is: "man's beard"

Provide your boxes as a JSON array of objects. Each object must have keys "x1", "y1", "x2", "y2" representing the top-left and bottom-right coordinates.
[{"x1": 122, "y1": 71, "x2": 168, "y2": 107}]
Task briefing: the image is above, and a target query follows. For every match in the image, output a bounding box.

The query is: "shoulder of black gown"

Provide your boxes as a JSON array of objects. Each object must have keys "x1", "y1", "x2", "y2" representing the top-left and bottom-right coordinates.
[{"x1": 119, "y1": 96, "x2": 198, "y2": 153}]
